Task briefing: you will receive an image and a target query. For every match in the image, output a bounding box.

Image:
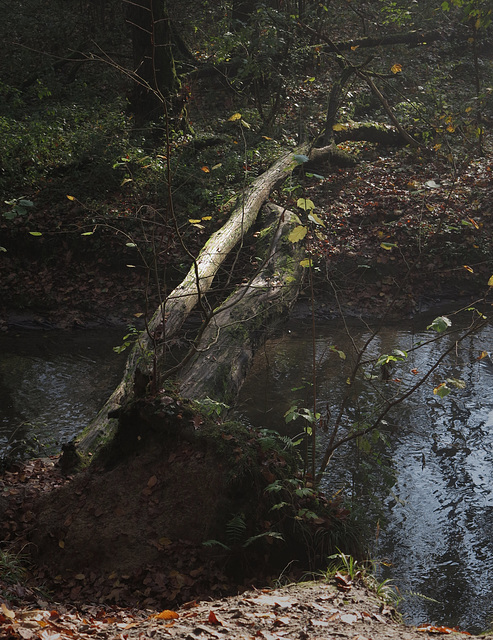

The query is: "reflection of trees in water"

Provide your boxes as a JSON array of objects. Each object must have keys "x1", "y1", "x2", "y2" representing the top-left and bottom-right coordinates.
[{"x1": 0, "y1": 330, "x2": 125, "y2": 459}]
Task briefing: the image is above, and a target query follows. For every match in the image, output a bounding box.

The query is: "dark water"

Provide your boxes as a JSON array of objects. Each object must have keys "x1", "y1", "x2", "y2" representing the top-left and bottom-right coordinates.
[
  {"x1": 0, "y1": 328, "x2": 126, "y2": 459},
  {"x1": 1, "y1": 315, "x2": 493, "y2": 632},
  {"x1": 236, "y1": 310, "x2": 493, "y2": 634}
]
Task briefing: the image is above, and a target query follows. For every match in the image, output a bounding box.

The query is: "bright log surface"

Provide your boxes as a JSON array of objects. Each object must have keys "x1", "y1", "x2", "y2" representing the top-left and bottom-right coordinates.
[{"x1": 177, "y1": 204, "x2": 305, "y2": 405}]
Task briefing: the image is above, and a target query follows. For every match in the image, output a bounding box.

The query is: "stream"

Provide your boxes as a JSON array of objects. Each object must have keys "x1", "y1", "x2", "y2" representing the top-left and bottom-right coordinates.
[
  {"x1": 0, "y1": 328, "x2": 126, "y2": 460},
  {"x1": 1, "y1": 312, "x2": 493, "y2": 632},
  {"x1": 236, "y1": 308, "x2": 493, "y2": 634}
]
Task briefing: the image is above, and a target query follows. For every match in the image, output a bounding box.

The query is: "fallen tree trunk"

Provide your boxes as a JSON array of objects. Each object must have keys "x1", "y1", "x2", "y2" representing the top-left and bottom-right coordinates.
[
  {"x1": 76, "y1": 143, "x2": 311, "y2": 457},
  {"x1": 178, "y1": 204, "x2": 305, "y2": 405}
]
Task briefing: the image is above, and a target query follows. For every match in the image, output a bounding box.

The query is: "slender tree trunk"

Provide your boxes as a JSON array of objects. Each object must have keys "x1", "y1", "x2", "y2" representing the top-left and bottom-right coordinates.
[{"x1": 125, "y1": 0, "x2": 180, "y2": 123}]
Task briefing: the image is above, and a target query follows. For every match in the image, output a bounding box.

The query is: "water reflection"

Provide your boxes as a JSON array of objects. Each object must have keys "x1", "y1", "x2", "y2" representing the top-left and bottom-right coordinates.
[
  {"x1": 237, "y1": 312, "x2": 493, "y2": 633},
  {"x1": 0, "y1": 329, "x2": 126, "y2": 458}
]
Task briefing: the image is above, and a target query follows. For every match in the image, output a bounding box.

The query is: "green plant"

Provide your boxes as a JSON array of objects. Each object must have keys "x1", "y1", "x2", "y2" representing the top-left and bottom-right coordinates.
[
  {"x1": 113, "y1": 325, "x2": 141, "y2": 354},
  {"x1": 0, "y1": 549, "x2": 27, "y2": 586},
  {"x1": 203, "y1": 512, "x2": 283, "y2": 551},
  {"x1": 326, "y1": 550, "x2": 399, "y2": 605}
]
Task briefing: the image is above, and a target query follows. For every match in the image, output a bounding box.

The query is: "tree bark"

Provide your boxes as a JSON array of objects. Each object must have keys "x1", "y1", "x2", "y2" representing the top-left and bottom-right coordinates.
[
  {"x1": 178, "y1": 204, "x2": 305, "y2": 406},
  {"x1": 125, "y1": 0, "x2": 180, "y2": 124}
]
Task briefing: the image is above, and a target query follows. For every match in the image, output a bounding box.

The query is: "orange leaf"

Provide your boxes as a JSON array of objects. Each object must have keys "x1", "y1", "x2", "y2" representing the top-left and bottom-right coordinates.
[
  {"x1": 208, "y1": 610, "x2": 224, "y2": 625},
  {"x1": 391, "y1": 63, "x2": 402, "y2": 74},
  {"x1": 478, "y1": 351, "x2": 488, "y2": 361},
  {"x1": 154, "y1": 610, "x2": 179, "y2": 620},
  {"x1": 463, "y1": 265, "x2": 474, "y2": 273},
  {"x1": 201, "y1": 166, "x2": 210, "y2": 173},
  {"x1": 417, "y1": 625, "x2": 469, "y2": 634}
]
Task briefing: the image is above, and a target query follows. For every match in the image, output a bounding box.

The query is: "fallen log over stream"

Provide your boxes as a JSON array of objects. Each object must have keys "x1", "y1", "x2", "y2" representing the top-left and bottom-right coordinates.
[
  {"x1": 76, "y1": 144, "x2": 311, "y2": 458},
  {"x1": 178, "y1": 203, "x2": 305, "y2": 405}
]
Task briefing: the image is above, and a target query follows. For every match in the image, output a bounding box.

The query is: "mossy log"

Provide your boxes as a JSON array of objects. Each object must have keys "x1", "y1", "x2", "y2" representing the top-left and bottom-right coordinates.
[{"x1": 177, "y1": 204, "x2": 305, "y2": 405}]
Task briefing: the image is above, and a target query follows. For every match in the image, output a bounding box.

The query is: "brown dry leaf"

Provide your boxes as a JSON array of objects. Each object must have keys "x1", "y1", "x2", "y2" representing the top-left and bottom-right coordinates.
[
  {"x1": 147, "y1": 475, "x2": 158, "y2": 488},
  {"x1": 334, "y1": 571, "x2": 352, "y2": 591},
  {"x1": 153, "y1": 610, "x2": 179, "y2": 620},
  {"x1": 311, "y1": 619, "x2": 330, "y2": 627},
  {"x1": 340, "y1": 612, "x2": 360, "y2": 624},
  {"x1": 208, "y1": 610, "x2": 225, "y2": 625},
  {"x1": 274, "y1": 616, "x2": 291, "y2": 626},
  {"x1": 252, "y1": 594, "x2": 293, "y2": 609}
]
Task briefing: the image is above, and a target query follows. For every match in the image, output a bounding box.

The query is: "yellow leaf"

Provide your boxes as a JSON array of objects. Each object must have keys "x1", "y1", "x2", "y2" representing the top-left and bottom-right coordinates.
[
  {"x1": 66, "y1": 195, "x2": 75, "y2": 201},
  {"x1": 59, "y1": 540, "x2": 65, "y2": 548},
  {"x1": 478, "y1": 351, "x2": 488, "y2": 360},
  {"x1": 380, "y1": 242, "x2": 397, "y2": 251},
  {"x1": 288, "y1": 225, "x2": 308, "y2": 243},
  {"x1": 299, "y1": 258, "x2": 312, "y2": 268},
  {"x1": 154, "y1": 610, "x2": 179, "y2": 620},
  {"x1": 228, "y1": 113, "x2": 242, "y2": 121},
  {"x1": 463, "y1": 265, "x2": 474, "y2": 273},
  {"x1": 488, "y1": 275, "x2": 493, "y2": 287},
  {"x1": 297, "y1": 197, "x2": 315, "y2": 211},
  {"x1": 134, "y1": 312, "x2": 144, "y2": 317},
  {"x1": 447, "y1": 124, "x2": 455, "y2": 133},
  {"x1": 202, "y1": 216, "x2": 212, "y2": 221},
  {"x1": 1, "y1": 603, "x2": 15, "y2": 619},
  {"x1": 188, "y1": 219, "x2": 202, "y2": 224},
  {"x1": 262, "y1": 135, "x2": 273, "y2": 140},
  {"x1": 465, "y1": 106, "x2": 473, "y2": 113},
  {"x1": 391, "y1": 63, "x2": 402, "y2": 74},
  {"x1": 201, "y1": 166, "x2": 210, "y2": 173},
  {"x1": 332, "y1": 123, "x2": 347, "y2": 131},
  {"x1": 350, "y1": 45, "x2": 359, "y2": 50},
  {"x1": 211, "y1": 163, "x2": 222, "y2": 170}
]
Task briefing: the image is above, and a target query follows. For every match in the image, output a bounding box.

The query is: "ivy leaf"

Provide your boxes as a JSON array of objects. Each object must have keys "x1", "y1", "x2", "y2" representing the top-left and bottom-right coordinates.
[{"x1": 288, "y1": 225, "x2": 307, "y2": 243}]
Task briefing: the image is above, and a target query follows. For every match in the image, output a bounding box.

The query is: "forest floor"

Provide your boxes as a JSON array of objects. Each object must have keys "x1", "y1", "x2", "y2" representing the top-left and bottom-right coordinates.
[
  {"x1": 1, "y1": 148, "x2": 492, "y2": 331},
  {"x1": 1, "y1": 144, "x2": 493, "y2": 640}
]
